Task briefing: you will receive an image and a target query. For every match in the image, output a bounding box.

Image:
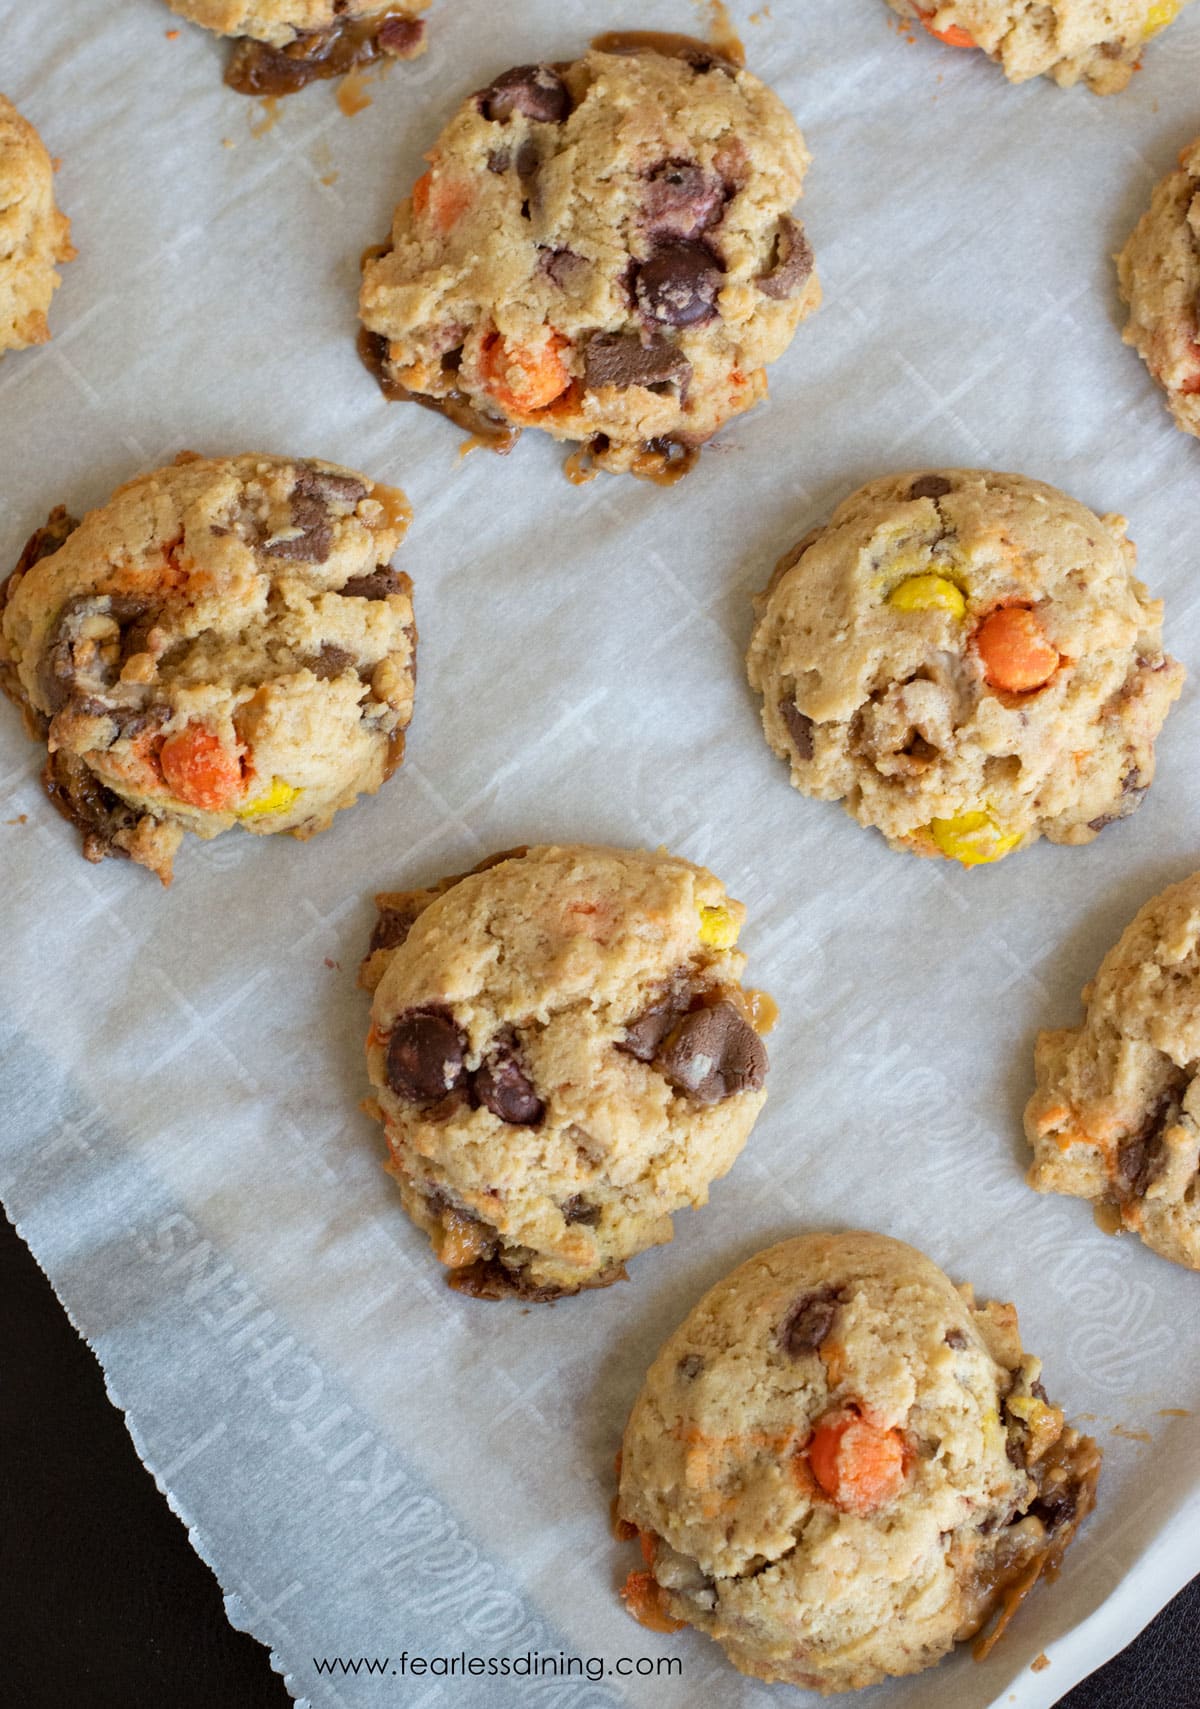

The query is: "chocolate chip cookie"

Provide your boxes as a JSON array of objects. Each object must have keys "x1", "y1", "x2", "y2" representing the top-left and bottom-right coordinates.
[
  {"x1": 164, "y1": 0, "x2": 428, "y2": 94},
  {"x1": 886, "y1": 0, "x2": 1192, "y2": 93},
  {"x1": 0, "y1": 452, "x2": 415, "y2": 884},
  {"x1": 746, "y1": 469, "x2": 1183, "y2": 867},
  {"x1": 359, "y1": 844, "x2": 772, "y2": 1299},
  {"x1": 616, "y1": 1231, "x2": 1101, "y2": 1692},
  {"x1": 358, "y1": 36, "x2": 819, "y2": 481},
  {"x1": 1026, "y1": 873, "x2": 1200, "y2": 1270},
  {"x1": 1118, "y1": 137, "x2": 1200, "y2": 443},
  {"x1": 0, "y1": 95, "x2": 75, "y2": 355}
]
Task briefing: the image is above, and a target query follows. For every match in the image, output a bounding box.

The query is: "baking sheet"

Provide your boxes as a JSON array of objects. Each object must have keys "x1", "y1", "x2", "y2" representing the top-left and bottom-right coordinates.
[{"x1": 3, "y1": 1, "x2": 1200, "y2": 1704}]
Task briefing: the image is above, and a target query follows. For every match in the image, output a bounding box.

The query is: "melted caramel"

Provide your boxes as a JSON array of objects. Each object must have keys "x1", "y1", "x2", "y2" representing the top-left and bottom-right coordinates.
[
  {"x1": 563, "y1": 445, "x2": 599, "y2": 485},
  {"x1": 226, "y1": 6, "x2": 425, "y2": 97},
  {"x1": 356, "y1": 327, "x2": 521, "y2": 454},
  {"x1": 591, "y1": 29, "x2": 742, "y2": 71},
  {"x1": 249, "y1": 96, "x2": 281, "y2": 137},
  {"x1": 1092, "y1": 1201, "x2": 1123, "y2": 1236},
  {"x1": 337, "y1": 68, "x2": 374, "y2": 116}
]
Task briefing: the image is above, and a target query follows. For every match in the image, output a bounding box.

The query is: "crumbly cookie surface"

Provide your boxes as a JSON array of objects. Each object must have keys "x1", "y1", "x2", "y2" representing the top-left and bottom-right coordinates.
[
  {"x1": 0, "y1": 95, "x2": 75, "y2": 355},
  {"x1": 164, "y1": 1, "x2": 428, "y2": 93},
  {"x1": 617, "y1": 1231, "x2": 1101, "y2": 1694},
  {"x1": 358, "y1": 40, "x2": 819, "y2": 480},
  {"x1": 0, "y1": 452, "x2": 414, "y2": 884},
  {"x1": 886, "y1": 0, "x2": 1193, "y2": 93},
  {"x1": 1026, "y1": 873, "x2": 1200, "y2": 1269},
  {"x1": 746, "y1": 469, "x2": 1183, "y2": 867},
  {"x1": 360, "y1": 844, "x2": 772, "y2": 1299},
  {"x1": 1118, "y1": 137, "x2": 1200, "y2": 441}
]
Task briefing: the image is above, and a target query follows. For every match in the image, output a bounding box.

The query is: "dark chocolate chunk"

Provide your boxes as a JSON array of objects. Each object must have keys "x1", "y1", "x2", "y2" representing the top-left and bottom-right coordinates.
[
  {"x1": 478, "y1": 64, "x2": 570, "y2": 124},
  {"x1": 780, "y1": 698, "x2": 814, "y2": 761},
  {"x1": 756, "y1": 215, "x2": 814, "y2": 301},
  {"x1": 486, "y1": 149, "x2": 511, "y2": 175},
  {"x1": 369, "y1": 901, "x2": 426, "y2": 955},
  {"x1": 540, "y1": 247, "x2": 589, "y2": 289},
  {"x1": 262, "y1": 471, "x2": 340, "y2": 563},
  {"x1": 779, "y1": 1288, "x2": 839, "y2": 1356},
  {"x1": 677, "y1": 1353, "x2": 705, "y2": 1380},
  {"x1": 643, "y1": 159, "x2": 725, "y2": 238},
  {"x1": 385, "y1": 1008, "x2": 468, "y2": 1102},
  {"x1": 40, "y1": 748, "x2": 140, "y2": 865},
  {"x1": 298, "y1": 466, "x2": 368, "y2": 506},
  {"x1": 908, "y1": 474, "x2": 953, "y2": 501},
  {"x1": 39, "y1": 593, "x2": 155, "y2": 714},
  {"x1": 657, "y1": 1001, "x2": 768, "y2": 1104},
  {"x1": 312, "y1": 644, "x2": 355, "y2": 680},
  {"x1": 561, "y1": 1195, "x2": 601, "y2": 1226},
  {"x1": 582, "y1": 329, "x2": 692, "y2": 395},
  {"x1": 474, "y1": 1039, "x2": 543, "y2": 1126},
  {"x1": 1115, "y1": 1093, "x2": 1180, "y2": 1200},
  {"x1": 634, "y1": 240, "x2": 723, "y2": 327},
  {"x1": 341, "y1": 565, "x2": 406, "y2": 600}
]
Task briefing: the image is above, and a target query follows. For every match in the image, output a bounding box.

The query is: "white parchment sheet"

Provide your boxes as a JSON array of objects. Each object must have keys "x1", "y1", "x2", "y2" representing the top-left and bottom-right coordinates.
[{"x1": 3, "y1": 2, "x2": 1200, "y2": 1704}]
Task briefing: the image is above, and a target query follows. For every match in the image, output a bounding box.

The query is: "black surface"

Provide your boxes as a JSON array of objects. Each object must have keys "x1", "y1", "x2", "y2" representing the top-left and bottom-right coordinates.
[{"x1": 1, "y1": 1202, "x2": 1196, "y2": 1707}]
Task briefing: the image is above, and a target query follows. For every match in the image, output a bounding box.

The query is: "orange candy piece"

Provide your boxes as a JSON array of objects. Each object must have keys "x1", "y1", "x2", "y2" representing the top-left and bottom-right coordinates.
[
  {"x1": 159, "y1": 724, "x2": 245, "y2": 812},
  {"x1": 619, "y1": 1570, "x2": 685, "y2": 1635},
  {"x1": 806, "y1": 1408, "x2": 907, "y2": 1515},
  {"x1": 974, "y1": 605, "x2": 1060, "y2": 694},
  {"x1": 918, "y1": 9, "x2": 976, "y2": 46},
  {"x1": 478, "y1": 329, "x2": 571, "y2": 415},
  {"x1": 411, "y1": 167, "x2": 472, "y2": 235}
]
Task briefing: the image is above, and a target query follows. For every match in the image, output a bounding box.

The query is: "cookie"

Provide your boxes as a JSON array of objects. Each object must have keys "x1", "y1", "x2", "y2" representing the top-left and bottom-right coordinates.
[
  {"x1": 359, "y1": 844, "x2": 772, "y2": 1299},
  {"x1": 746, "y1": 469, "x2": 1183, "y2": 867},
  {"x1": 0, "y1": 452, "x2": 414, "y2": 884},
  {"x1": 0, "y1": 95, "x2": 75, "y2": 355},
  {"x1": 1026, "y1": 873, "x2": 1200, "y2": 1270},
  {"x1": 616, "y1": 1231, "x2": 1101, "y2": 1693},
  {"x1": 358, "y1": 36, "x2": 819, "y2": 481},
  {"x1": 885, "y1": 0, "x2": 1192, "y2": 93},
  {"x1": 1117, "y1": 137, "x2": 1200, "y2": 442},
  {"x1": 164, "y1": 1, "x2": 428, "y2": 94}
]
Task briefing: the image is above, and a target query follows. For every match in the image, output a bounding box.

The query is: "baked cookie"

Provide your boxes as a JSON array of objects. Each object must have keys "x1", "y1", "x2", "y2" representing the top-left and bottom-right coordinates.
[
  {"x1": 358, "y1": 36, "x2": 819, "y2": 481},
  {"x1": 0, "y1": 452, "x2": 414, "y2": 884},
  {"x1": 616, "y1": 1231, "x2": 1101, "y2": 1693},
  {"x1": 164, "y1": 1, "x2": 428, "y2": 95},
  {"x1": 1118, "y1": 138, "x2": 1200, "y2": 442},
  {"x1": 0, "y1": 95, "x2": 75, "y2": 355},
  {"x1": 885, "y1": 0, "x2": 1193, "y2": 93},
  {"x1": 746, "y1": 469, "x2": 1183, "y2": 867},
  {"x1": 1026, "y1": 873, "x2": 1200, "y2": 1270},
  {"x1": 359, "y1": 844, "x2": 772, "y2": 1299}
]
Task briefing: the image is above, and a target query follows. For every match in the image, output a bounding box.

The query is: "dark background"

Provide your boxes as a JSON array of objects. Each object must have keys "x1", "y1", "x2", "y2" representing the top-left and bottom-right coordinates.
[{"x1": 2, "y1": 1204, "x2": 1195, "y2": 1708}]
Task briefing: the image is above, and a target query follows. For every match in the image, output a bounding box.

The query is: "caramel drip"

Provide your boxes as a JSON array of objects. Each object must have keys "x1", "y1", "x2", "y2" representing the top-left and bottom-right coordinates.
[
  {"x1": 356, "y1": 328, "x2": 521, "y2": 454},
  {"x1": 591, "y1": 29, "x2": 743, "y2": 70}
]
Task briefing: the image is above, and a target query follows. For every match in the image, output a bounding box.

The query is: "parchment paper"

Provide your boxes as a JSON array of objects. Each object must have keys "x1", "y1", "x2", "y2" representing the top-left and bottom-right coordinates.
[{"x1": 3, "y1": 2, "x2": 1200, "y2": 1704}]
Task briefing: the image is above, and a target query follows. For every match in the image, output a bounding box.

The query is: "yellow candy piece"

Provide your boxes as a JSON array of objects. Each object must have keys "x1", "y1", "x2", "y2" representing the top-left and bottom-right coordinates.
[
  {"x1": 888, "y1": 574, "x2": 966, "y2": 620},
  {"x1": 927, "y1": 810, "x2": 1022, "y2": 868},
  {"x1": 236, "y1": 776, "x2": 301, "y2": 820},
  {"x1": 1145, "y1": 0, "x2": 1182, "y2": 36},
  {"x1": 698, "y1": 904, "x2": 739, "y2": 948}
]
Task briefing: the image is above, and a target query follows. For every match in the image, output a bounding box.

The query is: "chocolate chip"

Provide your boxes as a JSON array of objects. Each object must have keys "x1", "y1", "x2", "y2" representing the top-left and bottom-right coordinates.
[
  {"x1": 779, "y1": 1288, "x2": 839, "y2": 1356},
  {"x1": 619, "y1": 987, "x2": 691, "y2": 1061},
  {"x1": 657, "y1": 1001, "x2": 768, "y2": 1105},
  {"x1": 540, "y1": 247, "x2": 588, "y2": 289},
  {"x1": 561, "y1": 1195, "x2": 601, "y2": 1226},
  {"x1": 385, "y1": 1008, "x2": 468, "y2": 1102},
  {"x1": 341, "y1": 565, "x2": 406, "y2": 600},
  {"x1": 1031, "y1": 1486, "x2": 1077, "y2": 1529},
  {"x1": 908, "y1": 474, "x2": 953, "y2": 500},
  {"x1": 474, "y1": 1038, "x2": 543, "y2": 1125},
  {"x1": 635, "y1": 241, "x2": 723, "y2": 328},
  {"x1": 369, "y1": 902, "x2": 426, "y2": 955},
  {"x1": 944, "y1": 1327, "x2": 968, "y2": 1349},
  {"x1": 40, "y1": 748, "x2": 139, "y2": 864},
  {"x1": 312, "y1": 643, "x2": 355, "y2": 680},
  {"x1": 1031, "y1": 1380, "x2": 1049, "y2": 1404},
  {"x1": 677, "y1": 1353, "x2": 705, "y2": 1380},
  {"x1": 643, "y1": 159, "x2": 725, "y2": 238},
  {"x1": 479, "y1": 64, "x2": 570, "y2": 124},
  {"x1": 582, "y1": 329, "x2": 692, "y2": 396},
  {"x1": 780, "y1": 698, "x2": 814, "y2": 761},
  {"x1": 39, "y1": 593, "x2": 154, "y2": 714},
  {"x1": 297, "y1": 466, "x2": 368, "y2": 506},
  {"x1": 756, "y1": 215, "x2": 814, "y2": 301},
  {"x1": 262, "y1": 474, "x2": 337, "y2": 564},
  {"x1": 486, "y1": 149, "x2": 511, "y2": 175}
]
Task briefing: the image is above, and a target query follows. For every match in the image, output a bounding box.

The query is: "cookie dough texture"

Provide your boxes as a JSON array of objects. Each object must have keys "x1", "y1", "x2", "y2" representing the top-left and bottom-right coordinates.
[
  {"x1": 0, "y1": 95, "x2": 75, "y2": 355},
  {"x1": 746, "y1": 469, "x2": 1183, "y2": 867},
  {"x1": 358, "y1": 41, "x2": 819, "y2": 479},
  {"x1": 1026, "y1": 873, "x2": 1200, "y2": 1269},
  {"x1": 164, "y1": 1, "x2": 428, "y2": 93},
  {"x1": 0, "y1": 452, "x2": 415, "y2": 884},
  {"x1": 360, "y1": 844, "x2": 771, "y2": 1299},
  {"x1": 617, "y1": 1232, "x2": 1101, "y2": 1694},
  {"x1": 886, "y1": 0, "x2": 1193, "y2": 93},
  {"x1": 1118, "y1": 137, "x2": 1200, "y2": 441}
]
